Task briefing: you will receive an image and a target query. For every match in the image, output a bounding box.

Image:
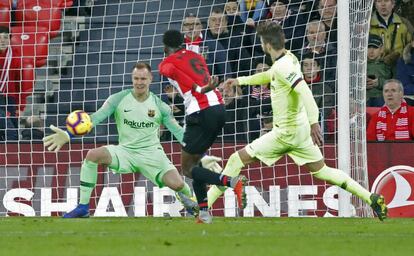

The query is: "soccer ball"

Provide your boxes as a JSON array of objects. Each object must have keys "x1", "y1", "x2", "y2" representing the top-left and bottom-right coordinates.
[{"x1": 66, "y1": 110, "x2": 92, "y2": 136}]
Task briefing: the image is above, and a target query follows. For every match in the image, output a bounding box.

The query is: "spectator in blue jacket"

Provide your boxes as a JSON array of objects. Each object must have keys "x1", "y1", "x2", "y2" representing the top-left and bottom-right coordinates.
[
  {"x1": 396, "y1": 38, "x2": 414, "y2": 105},
  {"x1": 205, "y1": 6, "x2": 252, "y2": 79}
]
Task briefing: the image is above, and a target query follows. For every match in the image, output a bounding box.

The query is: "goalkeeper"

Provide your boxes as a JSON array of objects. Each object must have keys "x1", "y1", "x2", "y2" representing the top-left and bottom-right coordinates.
[
  {"x1": 208, "y1": 21, "x2": 388, "y2": 221},
  {"x1": 43, "y1": 62, "x2": 222, "y2": 218}
]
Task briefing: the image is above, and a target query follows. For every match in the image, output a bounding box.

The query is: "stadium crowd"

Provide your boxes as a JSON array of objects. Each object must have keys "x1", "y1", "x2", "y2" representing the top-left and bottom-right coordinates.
[{"x1": 1, "y1": 0, "x2": 414, "y2": 142}]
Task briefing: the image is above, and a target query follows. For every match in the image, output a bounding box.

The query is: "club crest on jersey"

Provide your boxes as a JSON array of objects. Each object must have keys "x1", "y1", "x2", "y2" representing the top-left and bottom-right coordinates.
[{"x1": 148, "y1": 109, "x2": 155, "y2": 117}]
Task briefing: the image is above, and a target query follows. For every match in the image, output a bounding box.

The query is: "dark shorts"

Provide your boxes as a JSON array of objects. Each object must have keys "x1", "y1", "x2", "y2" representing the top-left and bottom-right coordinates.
[{"x1": 183, "y1": 104, "x2": 226, "y2": 154}]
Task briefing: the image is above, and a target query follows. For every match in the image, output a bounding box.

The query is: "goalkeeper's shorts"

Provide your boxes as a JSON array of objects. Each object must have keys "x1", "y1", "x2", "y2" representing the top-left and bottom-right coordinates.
[{"x1": 104, "y1": 144, "x2": 176, "y2": 188}]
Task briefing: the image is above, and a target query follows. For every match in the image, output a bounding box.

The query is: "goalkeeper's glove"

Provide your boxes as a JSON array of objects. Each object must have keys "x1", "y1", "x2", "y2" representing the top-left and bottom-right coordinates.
[
  {"x1": 201, "y1": 155, "x2": 223, "y2": 173},
  {"x1": 42, "y1": 125, "x2": 71, "y2": 152}
]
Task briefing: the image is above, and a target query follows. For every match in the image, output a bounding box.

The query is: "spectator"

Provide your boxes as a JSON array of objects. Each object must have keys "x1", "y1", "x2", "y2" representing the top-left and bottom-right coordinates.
[
  {"x1": 205, "y1": 6, "x2": 252, "y2": 78},
  {"x1": 225, "y1": 1, "x2": 247, "y2": 35},
  {"x1": 224, "y1": 0, "x2": 239, "y2": 16},
  {"x1": 396, "y1": 35, "x2": 414, "y2": 104},
  {"x1": 301, "y1": 53, "x2": 335, "y2": 133},
  {"x1": 367, "y1": 79, "x2": 414, "y2": 141},
  {"x1": 0, "y1": 26, "x2": 20, "y2": 125},
  {"x1": 395, "y1": 0, "x2": 414, "y2": 34},
  {"x1": 163, "y1": 83, "x2": 185, "y2": 125},
  {"x1": 224, "y1": 1, "x2": 259, "y2": 66},
  {"x1": 249, "y1": 61, "x2": 271, "y2": 113},
  {"x1": 297, "y1": 20, "x2": 337, "y2": 82},
  {"x1": 181, "y1": 13, "x2": 205, "y2": 55},
  {"x1": 247, "y1": 1, "x2": 307, "y2": 52},
  {"x1": 21, "y1": 115, "x2": 44, "y2": 140},
  {"x1": 370, "y1": 0, "x2": 412, "y2": 67},
  {"x1": 265, "y1": 0, "x2": 307, "y2": 51},
  {"x1": 239, "y1": 0, "x2": 267, "y2": 24},
  {"x1": 312, "y1": 0, "x2": 338, "y2": 44},
  {"x1": 367, "y1": 34, "x2": 393, "y2": 107},
  {"x1": 221, "y1": 83, "x2": 248, "y2": 142},
  {"x1": 260, "y1": 114, "x2": 273, "y2": 136},
  {"x1": 247, "y1": 60, "x2": 272, "y2": 141}
]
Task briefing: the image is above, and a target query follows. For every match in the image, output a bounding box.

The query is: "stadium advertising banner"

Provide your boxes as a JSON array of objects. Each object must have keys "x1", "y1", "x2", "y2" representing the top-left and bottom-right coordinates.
[{"x1": 0, "y1": 143, "x2": 413, "y2": 217}]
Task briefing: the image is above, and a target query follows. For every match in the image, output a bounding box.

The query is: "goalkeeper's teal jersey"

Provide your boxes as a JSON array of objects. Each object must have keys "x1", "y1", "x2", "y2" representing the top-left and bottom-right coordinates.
[
  {"x1": 238, "y1": 51, "x2": 311, "y2": 131},
  {"x1": 90, "y1": 89, "x2": 184, "y2": 149}
]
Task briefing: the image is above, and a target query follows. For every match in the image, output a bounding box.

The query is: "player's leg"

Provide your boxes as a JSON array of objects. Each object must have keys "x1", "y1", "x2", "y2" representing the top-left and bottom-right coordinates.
[
  {"x1": 306, "y1": 159, "x2": 372, "y2": 202},
  {"x1": 134, "y1": 147, "x2": 198, "y2": 215},
  {"x1": 162, "y1": 169, "x2": 191, "y2": 196},
  {"x1": 208, "y1": 129, "x2": 285, "y2": 208},
  {"x1": 181, "y1": 149, "x2": 246, "y2": 210},
  {"x1": 305, "y1": 160, "x2": 387, "y2": 220},
  {"x1": 63, "y1": 146, "x2": 112, "y2": 218},
  {"x1": 181, "y1": 105, "x2": 247, "y2": 220},
  {"x1": 207, "y1": 148, "x2": 258, "y2": 208},
  {"x1": 290, "y1": 139, "x2": 388, "y2": 221},
  {"x1": 162, "y1": 168, "x2": 199, "y2": 216}
]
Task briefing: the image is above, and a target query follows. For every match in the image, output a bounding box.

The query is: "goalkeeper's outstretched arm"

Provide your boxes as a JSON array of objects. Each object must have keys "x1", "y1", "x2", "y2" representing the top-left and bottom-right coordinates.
[{"x1": 43, "y1": 90, "x2": 128, "y2": 152}]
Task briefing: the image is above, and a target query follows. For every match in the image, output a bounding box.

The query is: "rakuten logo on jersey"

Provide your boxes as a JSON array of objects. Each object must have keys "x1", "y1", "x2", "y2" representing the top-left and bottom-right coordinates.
[{"x1": 371, "y1": 165, "x2": 414, "y2": 217}]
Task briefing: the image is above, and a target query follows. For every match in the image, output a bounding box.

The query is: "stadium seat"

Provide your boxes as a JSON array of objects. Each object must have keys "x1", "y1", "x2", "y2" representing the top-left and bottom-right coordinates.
[
  {"x1": 56, "y1": 0, "x2": 74, "y2": 8},
  {"x1": 11, "y1": 26, "x2": 49, "y2": 67},
  {"x1": 0, "y1": 1, "x2": 11, "y2": 28},
  {"x1": 15, "y1": 0, "x2": 64, "y2": 37},
  {"x1": 20, "y1": 61, "x2": 35, "y2": 109}
]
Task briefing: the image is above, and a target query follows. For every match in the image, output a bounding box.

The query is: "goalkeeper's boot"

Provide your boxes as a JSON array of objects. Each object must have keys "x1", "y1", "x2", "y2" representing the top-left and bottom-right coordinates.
[
  {"x1": 63, "y1": 204, "x2": 90, "y2": 218},
  {"x1": 175, "y1": 192, "x2": 199, "y2": 216},
  {"x1": 230, "y1": 175, "x2": 248, "y2": 209},
  {"x1": 370, "y1": 194, "x2": 388, "y2": 221},
  {"x1": 196, "y1": 210, "x2": 212, "y2": 224}
]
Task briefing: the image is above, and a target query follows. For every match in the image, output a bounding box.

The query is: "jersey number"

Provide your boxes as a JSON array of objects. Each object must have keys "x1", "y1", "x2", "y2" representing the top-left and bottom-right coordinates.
[{"x1": 190, "y1": 58, "x2": 209, "y2": 84}]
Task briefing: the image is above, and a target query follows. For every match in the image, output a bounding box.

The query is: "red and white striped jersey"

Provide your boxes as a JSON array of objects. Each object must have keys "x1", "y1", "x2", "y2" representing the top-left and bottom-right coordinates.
[{"x1": 159, "y1": 49, "x2": 223, "y2": 115}]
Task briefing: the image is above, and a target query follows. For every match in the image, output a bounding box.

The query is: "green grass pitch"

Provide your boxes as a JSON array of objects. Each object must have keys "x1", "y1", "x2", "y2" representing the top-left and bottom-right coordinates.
[{"x1": 0, "y1": 217, "x2": 413, "y2": 256}]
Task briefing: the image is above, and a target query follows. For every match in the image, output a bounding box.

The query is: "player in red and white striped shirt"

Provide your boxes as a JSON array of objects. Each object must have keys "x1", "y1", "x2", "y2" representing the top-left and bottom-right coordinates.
[{"x1": 159, "y1": 30, "x2": 246, "y2": 223}]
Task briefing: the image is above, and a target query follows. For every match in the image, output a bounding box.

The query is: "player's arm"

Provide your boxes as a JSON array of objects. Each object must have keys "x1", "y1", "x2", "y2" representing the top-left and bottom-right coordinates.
[
  {"x1": 43, "y1": 90, "x2": 129, "y2": 152},
  {"x1": 294, "y1": 80, "x2": 323, "y2": 146},
  {"x1": 158, "y1": 97, "x2": 184, "y2": 144},
  {"x1": 193, "y1": 76, "x2": 220, "y2": 94},
  {"x1": 236, "y1": 69, "x2": 272, "y2": 86}
]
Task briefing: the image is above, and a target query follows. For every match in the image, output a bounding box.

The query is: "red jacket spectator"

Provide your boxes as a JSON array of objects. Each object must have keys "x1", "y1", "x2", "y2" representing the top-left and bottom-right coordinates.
[
  {"x1": 1, "y1": 26, "x2": 34, "y2": 113},
  {"x1": 367, "y1": 102, "x2": 414, "y2": 141},
  {"x1": 367, "y1": 79, "x2": 414, "y2": 141},
  {"x1": 0, "y1": 45, "x2": 22, "y2": 110}
]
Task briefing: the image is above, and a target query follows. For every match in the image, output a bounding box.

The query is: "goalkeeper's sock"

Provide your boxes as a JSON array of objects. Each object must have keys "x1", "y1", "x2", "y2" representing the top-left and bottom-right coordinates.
[
  {"x1": 177, "y1": 182, "x2": 192, "y2": 198},
  {"x1": 207, "y1": 152, "x2": 245, "y2": 208},
  {"x1": 79, "y1": 160, "x2": 98, "y2": 205},
  {"x1": 312, "y1": 165, "x2": 372, "y2": 205}
]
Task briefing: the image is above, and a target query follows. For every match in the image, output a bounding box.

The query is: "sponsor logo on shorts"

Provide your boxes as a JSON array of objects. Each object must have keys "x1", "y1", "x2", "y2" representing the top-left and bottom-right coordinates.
[
  {"x1": 123, "y1": 119, "x2": 154, "y2": 129},
  {"x1": 371, "y1": 165, "x2": 414, "y2": 217}
]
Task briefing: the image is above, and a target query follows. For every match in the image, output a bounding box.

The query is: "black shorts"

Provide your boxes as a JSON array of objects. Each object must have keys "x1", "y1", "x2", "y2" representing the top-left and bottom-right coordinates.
[{"x1": 182, "y1": 104, "x2": 226, "y2": 154}]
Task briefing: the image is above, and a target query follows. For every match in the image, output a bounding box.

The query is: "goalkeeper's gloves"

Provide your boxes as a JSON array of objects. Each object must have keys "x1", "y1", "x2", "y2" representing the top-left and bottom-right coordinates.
[
  {"x1": 42, "y1": 125, "x2": 72, "y2": 152},
  {"x1": 201, "y1": 155, "x2": 223, "y2": 173}
]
